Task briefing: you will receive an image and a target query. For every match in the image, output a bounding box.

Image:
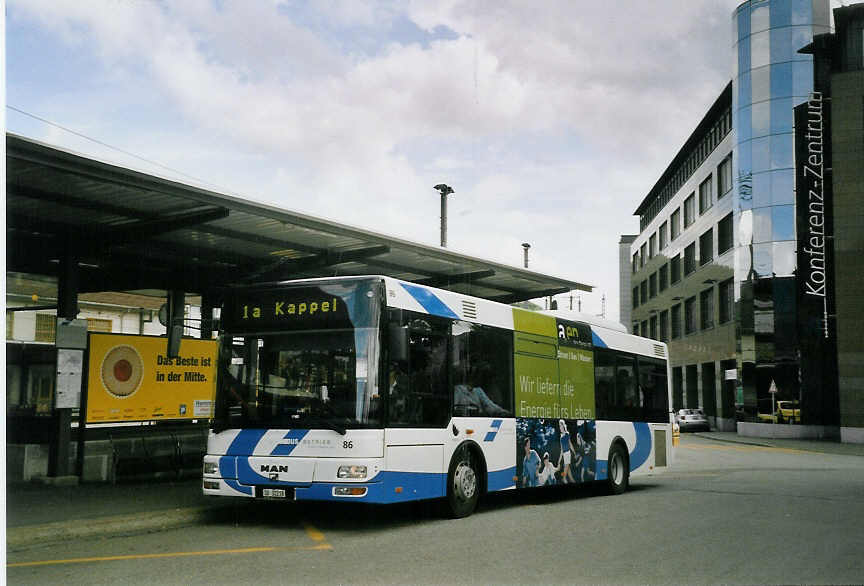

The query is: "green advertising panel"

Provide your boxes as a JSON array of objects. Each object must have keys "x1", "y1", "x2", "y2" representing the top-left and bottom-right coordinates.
[
  {"x1": 512, "y1": 308, "x2": 557, "y2": 337},
  {"x1": 512, "y1": 311, "x2": 596, "y2": 420},
  {"x1": 557, "y1": 347, "x2": 595, "y2": 419},
  {"x1": 515, "y1": 351, "x2": 560, "y2": 418}
]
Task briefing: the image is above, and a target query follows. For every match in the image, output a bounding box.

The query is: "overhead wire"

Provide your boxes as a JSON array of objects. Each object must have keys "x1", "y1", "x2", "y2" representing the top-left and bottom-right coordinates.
[{"x1": 6, "y1": 104, "x2": 235, "y2": 195}]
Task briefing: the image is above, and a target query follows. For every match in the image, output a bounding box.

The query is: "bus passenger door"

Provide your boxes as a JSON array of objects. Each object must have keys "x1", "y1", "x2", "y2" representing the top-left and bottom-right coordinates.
[{"x1": 385, "y1": 314, "x2": 450, "y2": 497}]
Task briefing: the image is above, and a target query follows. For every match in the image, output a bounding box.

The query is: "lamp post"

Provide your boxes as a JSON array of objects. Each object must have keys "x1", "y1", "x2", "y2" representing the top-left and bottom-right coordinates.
[
  {"x1": 433, "y1": 184, "x2": 454, "y2": 247},
  {"x1": 521, "y1": 242, "x2": 531, "y2": 268}
]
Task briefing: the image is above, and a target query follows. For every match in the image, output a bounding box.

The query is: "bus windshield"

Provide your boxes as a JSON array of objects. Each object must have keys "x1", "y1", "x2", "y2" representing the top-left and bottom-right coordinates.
[{"x1": 212, "y1": 279, "x2": 383, "y2": 432}]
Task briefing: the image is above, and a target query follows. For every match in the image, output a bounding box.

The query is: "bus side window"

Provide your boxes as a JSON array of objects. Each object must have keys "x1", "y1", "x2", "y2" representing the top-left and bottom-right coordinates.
[
  {"x1": 616, "y1": 358, "x2": 638, "y2": 409},
  {"x1": 595, "y1": 349, "x2": 641, "y2": 422},
  {"x1": 594, "y1": 350, "x2": 615, "y2": 419},
  {"x1": 450, "y1": 321, "x2": 513, "y2": 418},
  {"x1": 637, "y1": 356, "x2": 669, "y2": 422},
  {"x1": 388, "y1": 313, "x2": 449, "y2": 428}
]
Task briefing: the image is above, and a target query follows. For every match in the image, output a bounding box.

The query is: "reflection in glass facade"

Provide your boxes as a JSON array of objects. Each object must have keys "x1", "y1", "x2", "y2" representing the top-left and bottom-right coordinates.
[
  {"x1": 732, "y1": 0, "x2": 830, "y2": 415},
  {"x1": 733, "y1": 0, "x2": 831, "y2": 280}
]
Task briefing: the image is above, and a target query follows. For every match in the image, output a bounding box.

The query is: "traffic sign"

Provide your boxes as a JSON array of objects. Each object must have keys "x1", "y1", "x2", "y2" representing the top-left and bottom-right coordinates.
[{"x1": 769, "y1": 379, "x2": 778, "y2": 394}]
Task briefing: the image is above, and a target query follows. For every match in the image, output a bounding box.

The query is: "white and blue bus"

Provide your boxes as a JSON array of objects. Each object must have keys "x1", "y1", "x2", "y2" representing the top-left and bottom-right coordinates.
[{"x1": 203, "y1": 276, "x2": 673, "y2": 517}]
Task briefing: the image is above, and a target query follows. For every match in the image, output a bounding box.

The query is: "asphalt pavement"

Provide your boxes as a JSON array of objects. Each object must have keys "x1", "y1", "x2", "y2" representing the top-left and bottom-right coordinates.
[
  {"x1": 6, "y1": 431, "x2": 864, "y2": 551},
  {"x1": 5, "y1": 477, "x2": 231, "y2": 551}
]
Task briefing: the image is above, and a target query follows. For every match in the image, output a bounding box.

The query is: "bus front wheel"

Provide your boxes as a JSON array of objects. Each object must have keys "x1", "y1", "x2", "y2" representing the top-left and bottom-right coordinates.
[
  {"x1": 445, "y1": 445, "x2": 480, "y2": 518},
  {"x1": 606, "y1": 443, "x2": 630, "y2": 495}
]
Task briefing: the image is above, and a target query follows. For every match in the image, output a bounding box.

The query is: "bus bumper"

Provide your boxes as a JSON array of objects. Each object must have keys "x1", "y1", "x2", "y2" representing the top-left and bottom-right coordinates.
[{"x1": 203, "y1": 470, "x2": 448, "y2": 504}]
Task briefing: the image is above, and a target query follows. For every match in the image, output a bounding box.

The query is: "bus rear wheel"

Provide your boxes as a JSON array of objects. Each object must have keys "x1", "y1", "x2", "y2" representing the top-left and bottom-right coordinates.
[
  {"x1": 606, "y1": 443, "x2": 630, "y2": 495},
  {"x1": 445, "y1": 445, "x2": 480, "y2": 518}
]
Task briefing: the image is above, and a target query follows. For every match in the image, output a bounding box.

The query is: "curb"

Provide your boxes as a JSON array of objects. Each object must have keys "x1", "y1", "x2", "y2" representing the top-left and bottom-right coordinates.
[
  {"x1": 693, "y1": 432, "x2": 864, "y2": 456},
  {"x1": 6, "y1": 506, "x2": 222, "y2": 550},
  {"x1": 693, "y1": 433, "x2": 775, "y2": 449}
]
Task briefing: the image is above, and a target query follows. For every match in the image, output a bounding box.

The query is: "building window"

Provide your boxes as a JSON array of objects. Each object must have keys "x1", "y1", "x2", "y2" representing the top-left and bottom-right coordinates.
[
  {"x1": 659, "y1": 222, "x2": 668, "y2": 251},
  {"x1": 719, "y1": 279, "x2": 734, "y2": 324},
  {"x1": 684, "y1": 296, "x2": 697, "y2": 335},
  {"x1": 718, "y1": 212, "x2": 733, "y2": 255},
  {"x1": 649, "y1": 273, "x2": 657, "y2": 298},
  {"x1": 684, "y1": 243, "x2": 696, "y2": 275},
  {"x1": 699, "y1": 176, "x2": 713, "y2": 214},
  {"x1": 87, "y1": 318, "x2": 112, "y2": 332},
  {"x1": 659, "y1": 309, "x2": 669, "y2": 342},
  {"x1": 684, "y1": 193, "x2": 695, "y2": 228},
  {"x1": 671, "y1": 209, "x2": 681, "y2": 240},
  {"x1": 649, "y1": 315, "x2": 658, "y2": 340},
  {"x1": 632, "y1": 252, "x2": 639, "y2": 273},
  {"x1": 35, "y1": 314, "x2": 57, "y2": 343},
  {"x1": 670, "y1": 255, "x2": 681, "y2": 284},
  {"x1": 640, "y1": 243, "x2": 647, "y2": 267},
  {"x1": 700, "y1": 288, "x2": 715, "y2": 330},
  {"x1": 671, "y1": 304, "x2": 682, "y2": 339},
  {"x1": 649, "y1": 233, "x2": 657, "y2": 259},
  {"x1": 641, "y1": 320, "x2": 649, "y2": 338},
  {"x1": 659, "y1": 264, "x2": 668, "y2": 292},
  {"x1": 633, "y1": 287, "x2": 639, "y2": 309},
  {"x1": 699, "y1": 228, "x2": 714, "y2": 266},
  {"x1": 718, "y1": 154, "x2": 732, "y2": 199},
  {"x1": 640, "y1": 280, "x2": 648, "y2": 305}
]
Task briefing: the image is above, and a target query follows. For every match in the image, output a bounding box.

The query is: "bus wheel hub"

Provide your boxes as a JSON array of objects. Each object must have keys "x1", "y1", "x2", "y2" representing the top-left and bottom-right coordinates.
[{"x1": 454, "y1": 462, "x2": 476, "y2": 500}]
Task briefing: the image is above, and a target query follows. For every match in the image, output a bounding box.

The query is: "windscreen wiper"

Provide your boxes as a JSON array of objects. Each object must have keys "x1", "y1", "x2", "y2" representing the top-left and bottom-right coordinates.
[{"x1": 302, "y1": 416, "x2": 347, "y2": 436}]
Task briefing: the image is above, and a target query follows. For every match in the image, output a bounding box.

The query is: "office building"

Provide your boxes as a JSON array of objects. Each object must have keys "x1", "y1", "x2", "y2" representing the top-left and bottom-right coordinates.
[{"x1": 622, "y1": 0, "x2": 863, "y2": 442}]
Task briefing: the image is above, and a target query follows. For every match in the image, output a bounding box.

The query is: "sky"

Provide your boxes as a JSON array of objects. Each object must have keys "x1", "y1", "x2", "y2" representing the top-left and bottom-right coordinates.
[{"x1": 4, "y1": 0, "x2": 843, "y2": 321}]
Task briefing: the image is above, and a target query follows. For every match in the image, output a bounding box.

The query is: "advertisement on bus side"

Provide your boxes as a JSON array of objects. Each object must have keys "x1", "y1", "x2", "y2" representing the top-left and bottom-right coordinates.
[{"x1": 516, "y1": 418, "x2": 596, "y2": 487}]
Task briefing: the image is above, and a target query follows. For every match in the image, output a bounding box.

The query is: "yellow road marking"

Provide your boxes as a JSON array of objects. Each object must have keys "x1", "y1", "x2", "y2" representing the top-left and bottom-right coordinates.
[
  {"x1": 303, "y1": 523, "x2": 328, "y2": 543},
  {"x1": 9, "y1": 524, "x2": 333, "y2": 568}
]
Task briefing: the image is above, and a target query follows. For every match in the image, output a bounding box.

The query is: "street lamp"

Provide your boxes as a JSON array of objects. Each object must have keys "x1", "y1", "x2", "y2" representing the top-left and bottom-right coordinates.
[
  {"x1": 521, "y1": 243, "x2": 531, "y2": 268},
  {"x1": 433, "y1": 184, "x2": 454, "y2": 247}
]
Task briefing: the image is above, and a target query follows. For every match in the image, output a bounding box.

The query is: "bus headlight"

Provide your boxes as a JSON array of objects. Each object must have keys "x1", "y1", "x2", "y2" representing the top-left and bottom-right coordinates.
[
  {"x1": 337, "y1": 465, "x2": 367, "y2": 479},
  {"x1": 203, "y1": 461, "x2": 218, "y2": 475}
]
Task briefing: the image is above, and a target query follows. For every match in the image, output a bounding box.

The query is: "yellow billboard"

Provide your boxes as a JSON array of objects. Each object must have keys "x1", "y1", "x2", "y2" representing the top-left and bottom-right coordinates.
[{"x1": 86, "y1": 333, "x2": 218, "y2": 423}]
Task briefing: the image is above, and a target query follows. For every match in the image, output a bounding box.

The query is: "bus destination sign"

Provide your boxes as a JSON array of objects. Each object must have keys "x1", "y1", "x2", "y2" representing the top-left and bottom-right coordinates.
[{"x1": 222, "y1": 287, "x2": 354, "y2": 331}]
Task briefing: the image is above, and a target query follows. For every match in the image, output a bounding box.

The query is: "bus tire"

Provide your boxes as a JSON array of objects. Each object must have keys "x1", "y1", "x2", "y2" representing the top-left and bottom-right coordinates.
[
  {"x1": 444, "y1": 444, "x2": 480, "y2": 518},
  {"x1": 606, "y1": 442, "x2": 630, "y2": 495}
]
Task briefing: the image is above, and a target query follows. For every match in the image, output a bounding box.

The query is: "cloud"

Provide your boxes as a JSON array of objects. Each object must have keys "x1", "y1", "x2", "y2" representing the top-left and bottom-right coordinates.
[{"x1": 8, "y1": 0, "x2": 781, "y2": 319}]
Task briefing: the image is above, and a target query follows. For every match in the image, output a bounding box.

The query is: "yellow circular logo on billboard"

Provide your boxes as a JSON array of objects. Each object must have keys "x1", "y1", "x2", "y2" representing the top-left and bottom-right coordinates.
[{"x1": 100, "y1": 345, "x2": 144, "y2": 398}]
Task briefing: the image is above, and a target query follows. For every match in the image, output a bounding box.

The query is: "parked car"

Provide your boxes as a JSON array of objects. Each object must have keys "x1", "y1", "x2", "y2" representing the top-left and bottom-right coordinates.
[
  {"x1": 758, "y1": 400, "x2": 800, "y2": 424},
  {"x1": 777, "y1": 400, "x2": 800, "y2": 423},
  {"x1": 675, "y1": 408, "x2": 709, "y2": 432}
]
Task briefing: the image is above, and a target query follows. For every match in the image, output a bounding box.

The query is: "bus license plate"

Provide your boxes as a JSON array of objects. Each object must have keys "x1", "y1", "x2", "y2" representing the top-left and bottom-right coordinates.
[{"x1": 261, "y1": 488, "x2": 286, "y2": 498}]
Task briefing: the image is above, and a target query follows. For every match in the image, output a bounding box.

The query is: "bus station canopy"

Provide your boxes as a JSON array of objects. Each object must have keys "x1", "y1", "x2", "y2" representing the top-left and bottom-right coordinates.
[{"x1": 6, "y1": 133, "x2": 592, "y2": 303}]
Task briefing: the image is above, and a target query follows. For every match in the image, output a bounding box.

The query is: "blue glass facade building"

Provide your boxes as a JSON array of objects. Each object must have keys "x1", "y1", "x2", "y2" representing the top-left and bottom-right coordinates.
[
  {"x1": 625, "y1": 0, "x2": 838, "y2": 432},
  {"x1": 733, "y1": 0, "x2": 831, "y2": 281},
  {"x1": 732, "y1": 0, "x2": 831, "y2": 424}
]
